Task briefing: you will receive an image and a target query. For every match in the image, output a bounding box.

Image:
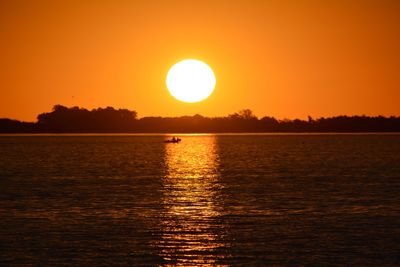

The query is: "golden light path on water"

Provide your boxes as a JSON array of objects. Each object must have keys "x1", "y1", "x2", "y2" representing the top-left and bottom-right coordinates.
[{"x1": 159, "y1": 135, "x2": 228, "y2": 266}]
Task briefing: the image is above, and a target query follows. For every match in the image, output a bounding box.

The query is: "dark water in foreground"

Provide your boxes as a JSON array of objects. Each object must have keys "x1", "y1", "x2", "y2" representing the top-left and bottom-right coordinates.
[{"x1": 0, "y1": 134, "x2": 399, "y2": 266}]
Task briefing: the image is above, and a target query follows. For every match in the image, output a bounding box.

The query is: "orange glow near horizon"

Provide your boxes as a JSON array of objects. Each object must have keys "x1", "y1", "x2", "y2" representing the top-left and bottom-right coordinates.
[{"x1": 0, "y1": 1, "x2": 399, "y2": 121}]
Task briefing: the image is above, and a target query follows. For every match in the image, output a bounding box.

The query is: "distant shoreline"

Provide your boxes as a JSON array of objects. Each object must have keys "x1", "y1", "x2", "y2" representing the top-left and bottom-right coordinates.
[{"x1": 1, "y1": 105, "x2": 400, "y2": 133}]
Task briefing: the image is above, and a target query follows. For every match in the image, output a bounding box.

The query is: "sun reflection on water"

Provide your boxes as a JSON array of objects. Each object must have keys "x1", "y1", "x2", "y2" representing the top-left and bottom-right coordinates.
[{"x1": 159, "y1": 135, "x2": 227, "y2": 266}]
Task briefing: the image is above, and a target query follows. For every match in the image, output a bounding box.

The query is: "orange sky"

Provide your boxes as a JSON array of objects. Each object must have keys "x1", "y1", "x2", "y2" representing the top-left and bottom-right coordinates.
[{"x1": 1, "y1": 0, "x2": 399, "y2": 121}]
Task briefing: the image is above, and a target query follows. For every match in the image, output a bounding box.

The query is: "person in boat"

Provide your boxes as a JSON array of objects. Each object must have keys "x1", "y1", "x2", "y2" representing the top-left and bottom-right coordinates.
[{"x1": 166, "y1": 136, "x2": 180, "y2": 142}]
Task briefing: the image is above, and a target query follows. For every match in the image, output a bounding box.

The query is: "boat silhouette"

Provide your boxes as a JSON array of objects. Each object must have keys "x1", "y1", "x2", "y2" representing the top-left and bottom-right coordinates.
[{"x1": 165, "y1": 137, "x2": 181, "y2": 143}]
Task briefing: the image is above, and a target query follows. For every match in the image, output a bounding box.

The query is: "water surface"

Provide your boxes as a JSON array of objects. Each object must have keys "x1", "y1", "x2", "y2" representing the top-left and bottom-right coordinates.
[{"x1": 1, "y1": 134, "x2": 399, "y2": 265}]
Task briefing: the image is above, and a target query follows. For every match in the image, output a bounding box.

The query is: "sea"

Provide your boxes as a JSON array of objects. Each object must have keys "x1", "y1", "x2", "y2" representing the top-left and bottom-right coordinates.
[{"x1": 0, "y1": 134, "x2": 399, "y2": 266}]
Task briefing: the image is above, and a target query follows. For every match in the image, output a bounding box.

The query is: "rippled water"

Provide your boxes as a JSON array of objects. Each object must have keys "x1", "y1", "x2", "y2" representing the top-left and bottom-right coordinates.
[{"x1": 1, "y1": 134, "x2": 399, "y2": 266}]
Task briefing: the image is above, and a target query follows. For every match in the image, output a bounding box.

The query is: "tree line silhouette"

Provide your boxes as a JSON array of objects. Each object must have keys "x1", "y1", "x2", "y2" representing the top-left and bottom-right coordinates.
[{"x1": 1, "y1": 105, "x2": 400, "y2": 133}]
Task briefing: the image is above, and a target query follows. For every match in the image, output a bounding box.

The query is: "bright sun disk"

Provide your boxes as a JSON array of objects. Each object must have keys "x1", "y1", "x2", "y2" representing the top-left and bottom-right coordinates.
[{"x1": 166, "y1": 59, "x2": 216, "y2": 103}]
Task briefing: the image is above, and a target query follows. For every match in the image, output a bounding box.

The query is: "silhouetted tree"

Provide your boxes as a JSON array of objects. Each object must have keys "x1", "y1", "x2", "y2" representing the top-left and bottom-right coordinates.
[
  {"x1": 0, "y1": 119, "x2": 36, "y2": 133},
  {"x1": 36, "y1": 105, "x2": 137, "y2": 132}
]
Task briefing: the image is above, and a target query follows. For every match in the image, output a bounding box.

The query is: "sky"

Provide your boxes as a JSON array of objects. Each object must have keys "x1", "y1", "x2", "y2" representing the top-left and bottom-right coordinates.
[{"x1": 0, "y1": 0, "x2": 399, "y2": 121}]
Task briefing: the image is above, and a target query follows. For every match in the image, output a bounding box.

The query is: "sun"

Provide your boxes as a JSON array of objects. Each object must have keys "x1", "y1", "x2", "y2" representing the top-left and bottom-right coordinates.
[{"x1": 166, "y1": 59, "x2": 216, "y2": 103}]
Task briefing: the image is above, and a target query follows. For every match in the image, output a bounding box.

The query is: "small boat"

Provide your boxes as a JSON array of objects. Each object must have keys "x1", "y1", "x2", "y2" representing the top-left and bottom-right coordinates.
[{"x1": 165, "y1": 137, "x2": 181, "y2": 143}]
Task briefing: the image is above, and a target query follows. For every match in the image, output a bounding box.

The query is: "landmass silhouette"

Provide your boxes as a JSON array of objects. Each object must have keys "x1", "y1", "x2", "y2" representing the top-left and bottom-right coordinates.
[{"x1": 1, "y1": 105, "x2": 400, "y2": 133}]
